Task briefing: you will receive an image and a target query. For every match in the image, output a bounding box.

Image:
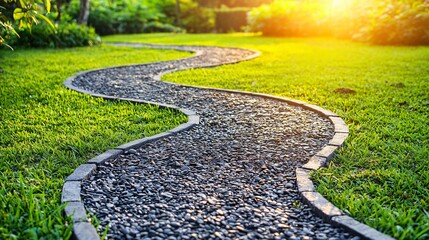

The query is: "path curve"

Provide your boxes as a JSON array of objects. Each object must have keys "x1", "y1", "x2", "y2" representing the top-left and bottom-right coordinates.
[{"x1": 62, "y1": 43, "x2": 393, "y2": 240}]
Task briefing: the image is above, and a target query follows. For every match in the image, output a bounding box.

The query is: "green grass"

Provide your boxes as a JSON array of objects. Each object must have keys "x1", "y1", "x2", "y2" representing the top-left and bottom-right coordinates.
[
  {"x1": 104, "y1": 33, "x2": 429, "y2": 239},
  {"x1": 0, "y1": 45, "x2": 189, "y2": 239}
]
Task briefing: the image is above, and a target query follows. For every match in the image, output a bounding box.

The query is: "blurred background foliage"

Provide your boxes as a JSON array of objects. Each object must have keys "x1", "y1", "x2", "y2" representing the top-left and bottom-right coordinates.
[
  {"x1": 248, "y1": 0, "x2": 429, "y2": 45},
  {"x1": 1, "y1": 0, "x2": 428, "y2": 48}
]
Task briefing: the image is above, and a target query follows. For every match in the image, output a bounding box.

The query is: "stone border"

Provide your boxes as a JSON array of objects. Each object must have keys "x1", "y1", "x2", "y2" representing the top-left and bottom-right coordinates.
[{"x1": 62, "y1": 42, "x2": 394, "y2": 240}]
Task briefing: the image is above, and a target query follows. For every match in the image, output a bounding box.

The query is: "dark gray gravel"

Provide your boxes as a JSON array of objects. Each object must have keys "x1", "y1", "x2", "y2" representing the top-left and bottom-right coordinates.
[{"x1": 74, "y1": 43, "x2": 357, "y2": 240}]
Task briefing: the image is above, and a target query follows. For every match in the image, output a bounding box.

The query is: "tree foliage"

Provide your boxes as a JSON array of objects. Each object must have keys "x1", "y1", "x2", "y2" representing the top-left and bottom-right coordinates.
[
  {"x1": 0, "y1": 0, "x2": 54, "y2": 49},
  {"x1": 0, "y1": 0, "x2": 102, "y2": 48}
]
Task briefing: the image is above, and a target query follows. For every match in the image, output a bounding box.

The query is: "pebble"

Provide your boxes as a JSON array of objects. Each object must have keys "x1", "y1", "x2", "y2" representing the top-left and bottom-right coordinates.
[
  {"x1": 127, "y1": 149, "x2": 137, "y2": 154},
  {"x1": 74, "y1": 43, "x2": 355, "y2": 239}
]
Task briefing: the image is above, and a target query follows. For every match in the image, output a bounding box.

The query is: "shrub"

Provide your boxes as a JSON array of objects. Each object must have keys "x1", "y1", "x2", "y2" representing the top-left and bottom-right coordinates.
[
  {"x1": 143, "y1": 22, "x2": 183, "y2": 33},
  {"x1": 247, "y1": 0, "x2": 429, "y2": 46},
  {"x1": 9, "y1": 22, "x2": 100, "y2": 48},
  {"x1": 88, "y1": 1, "x2": 160, "y2": 35},
  {"x1": 62, "y1": 0, "x2": 216, "y2": 34},
  {"x1": 63, "y1": 0, "x2": 182, "y2": 35},
  {"x1": 353, "y1": 0, "x2": 429, "y2": 45},
  {"x1": 247, "y1": 0, "x2": 329, "y2": 37}
]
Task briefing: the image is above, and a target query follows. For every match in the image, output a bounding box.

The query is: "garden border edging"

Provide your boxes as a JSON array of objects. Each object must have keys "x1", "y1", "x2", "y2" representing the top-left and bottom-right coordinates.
[{"x1": 62, "y1": 42, "x2": 394, "y2": 240}]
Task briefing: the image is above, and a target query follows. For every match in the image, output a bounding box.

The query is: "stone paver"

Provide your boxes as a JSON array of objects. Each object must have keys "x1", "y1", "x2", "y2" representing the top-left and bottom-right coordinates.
[
  {"x1": 62, "y1": 181, "x2": 81, "y2": 203},
  {"x1": 332, "y1": 216, "x2": 395, "y2": 240},
  {"x1": 66, "y1": 164, "x2": 97, "y2": 181}
]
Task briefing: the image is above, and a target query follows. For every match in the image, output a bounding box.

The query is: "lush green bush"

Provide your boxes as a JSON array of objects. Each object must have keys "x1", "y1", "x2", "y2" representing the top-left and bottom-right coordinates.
[
  {"x1": 9, "y1": 22, "x2": 100, "y2": 48},
  {"x1": 63, "y1": 0, "x2": 182, "y2": 35},
  {"x1": 248, "y1": 0, "x2": 329, "y2": 37},
  {"x1": 248, "y1": 0, "x2": 429, "y2": 46},
  {"x1": 61, "y1": 0, "x2": 216, "y2": 35},
  {"x1": 354, "y1": 0, "x2": 429, "y2": 45},
  {"x1": 144, "y1": 21, "x2": 183, "y2": 33}
]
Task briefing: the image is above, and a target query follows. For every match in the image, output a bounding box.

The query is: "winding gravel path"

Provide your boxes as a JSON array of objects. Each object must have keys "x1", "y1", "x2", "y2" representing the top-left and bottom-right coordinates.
[{"x1": 68, "y1": 43, "x2": 357, "y2": 240}]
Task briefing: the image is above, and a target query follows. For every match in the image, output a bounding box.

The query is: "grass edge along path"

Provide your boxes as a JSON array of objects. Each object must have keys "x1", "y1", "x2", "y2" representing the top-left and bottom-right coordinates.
[
  {"x1": 0, "y1": 45, "x2": 190, "y2": 239},
  {"x1": 103, "y1": 33, "x2": 429, "y2": 240}
]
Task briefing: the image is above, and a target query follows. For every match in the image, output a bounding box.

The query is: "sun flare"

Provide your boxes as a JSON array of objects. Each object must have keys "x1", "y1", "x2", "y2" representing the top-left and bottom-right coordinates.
[
  {"x1": 331, "y1": 0, "x2": 348, "y2": 8},
  {"x1": 330, "y1": 0, "x2": 355, "y2": 11}
]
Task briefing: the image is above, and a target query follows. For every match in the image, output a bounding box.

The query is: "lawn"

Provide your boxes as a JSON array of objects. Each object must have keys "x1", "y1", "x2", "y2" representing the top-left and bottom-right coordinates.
[
  {"x1": 0, "y1": 45, "x2": 189, "y2": 238},
  {"x1": 104, "y1": 33, "x2": 429, "y2": 239},
  {"x1": 1, "y1": 33, "x2": 428, "y2": 239}
]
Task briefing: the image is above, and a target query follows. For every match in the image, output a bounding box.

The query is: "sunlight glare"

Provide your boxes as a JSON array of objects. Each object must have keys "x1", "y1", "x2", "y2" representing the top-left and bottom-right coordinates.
[{"x1": 329, "y1": 0, "x2": 353, "y2": 11}]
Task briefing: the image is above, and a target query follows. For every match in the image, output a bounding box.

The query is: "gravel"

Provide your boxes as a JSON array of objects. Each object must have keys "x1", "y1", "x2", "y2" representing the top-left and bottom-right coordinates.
[{"x1": 73, "y1": 43, "x2": 357, "y2": 239}]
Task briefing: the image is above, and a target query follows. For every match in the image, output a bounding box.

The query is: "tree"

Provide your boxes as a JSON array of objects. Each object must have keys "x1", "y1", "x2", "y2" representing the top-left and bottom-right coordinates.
[
  {"x1": 77, "y1": 0, "x2": 89, "y2": 25},
  {"x1": 56, "y1": 0, "x2": 62, "y2": 21},
  {"x1": 175, "y1": 0, "x2": 181, "y2": 26}
]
